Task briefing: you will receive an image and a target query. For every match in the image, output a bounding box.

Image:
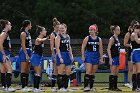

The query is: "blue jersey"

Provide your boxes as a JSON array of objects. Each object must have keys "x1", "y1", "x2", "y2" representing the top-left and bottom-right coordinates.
[
  {"x1": 59, "y1": 34, "x2": 70, "y2": 52},
  {"x1": 56, "y1": 34, "x2": 71, "y2": 66},
  {"x1": 86, "y1": 36, "x2": 99, "y2": 52},
  {"x1": 33, "y1": 42, "x2": 44, "y2": 56},
  {"x1": 111, "y1": 36, "x2": 120, "y2": 58},
  {"x1": 2, "y1": 31, "x2": 11, "y2": 51},
  {"x1": 0, "y1": 31, "x2": 11, "y2": 62},
  {"x1": 19, "y1": 30, "x2": 32, "y2": 62},
  {"x1": 131, "y1": 34, "x2": 140, "y2": 63},
  {"x1": 21, "y1": 31, "x2": 32, "y2": 49},
  {"x1": 84, "y1": 36, "x2": 100, "y2": 65}
]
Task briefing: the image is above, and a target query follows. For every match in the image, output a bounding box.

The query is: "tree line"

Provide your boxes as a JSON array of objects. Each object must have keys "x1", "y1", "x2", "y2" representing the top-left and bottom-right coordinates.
[{"x1": 0, "y1": 0, "x2": 140, "y2": 39}]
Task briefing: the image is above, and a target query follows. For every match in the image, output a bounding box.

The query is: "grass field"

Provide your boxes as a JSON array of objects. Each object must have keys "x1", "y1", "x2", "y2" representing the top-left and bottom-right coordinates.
[
  {"x1": 1, "y1": 84, "x2": 134, "y2": 93},
  {"x1": 11, "y1": 73, "x2": 125, "y2": 83},
  {"x1": 2, "y1": 72, "x2": 133, "y2": 92}
]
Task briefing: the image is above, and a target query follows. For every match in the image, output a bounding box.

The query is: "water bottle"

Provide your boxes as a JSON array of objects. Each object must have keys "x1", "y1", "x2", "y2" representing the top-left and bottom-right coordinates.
[
  {"x1": 44, "y1": 59, "x2": 48, "y2": 70},
  {"x1": 12, "y1": 61, "x2": 16, "y2": 70}
]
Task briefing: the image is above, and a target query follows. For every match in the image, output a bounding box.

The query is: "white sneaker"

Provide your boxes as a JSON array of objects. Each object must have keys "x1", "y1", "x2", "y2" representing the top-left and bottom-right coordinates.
[
  {"x1": 135, "y1": 88, "x2": 140, "y2": 91},
  {"x1": 59, "y1": 88, "x2": 67, "y2": 92},
  {"x1": 2, "y1": 86, "x2": 6, "y2": 90},
  {"x1": 124, "y1": 83, "x2": 132, "y2": 88},
  {"x1": 21, "y1": 87, "x2": 32, "y2": 92},
  {"x1": 51, "y1": 87, "x2": 57, "y2": 92},
  {"x1": 7, "y1": 87, "x2": 16, "y2": 92},
  {"x1": 15, "y1": 84, "x2": 22, "y2": 90},
  {"x1": 90, "y1": 87, "x2": 96, "y2": 91},
  {"x1": 33, "y1": 88, "x2": 45, "y2": 92},
  {"x1": 66, "y1": 88, "x2": 74, "y2": 92},
  {"x1": 2, "y1": 86, "x2": 5, "y2": 89},
  {"x1": 2, "y1": 87, "x2": 7, "y2": 91},
  {"x1": 83, "y1": 87, "x2": 90, "y2": 92}
]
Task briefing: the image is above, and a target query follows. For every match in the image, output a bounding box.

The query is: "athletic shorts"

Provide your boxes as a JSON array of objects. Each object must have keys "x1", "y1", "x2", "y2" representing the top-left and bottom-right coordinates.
[
  {"x1": 30, "y1": 53, "x2": 44, "y2": 66},
  {"x1": 56, "y1": 52, "x2": 71, "y2": 66},
  {"x1": 131, "y1": 49, "x2": 140, "y2": 63},
  {"x1": 19, "y1": 48, "x2": 32, "y2": 62},
  {"x1": 85, "y1": 51, "x2": 100, "y2": 65},
  {"x1": 112, "y1": 56, "x2": 120, "y2": 66},
  {"x1": 0, "y1": 50, "x2": 10, "y2": 63}
]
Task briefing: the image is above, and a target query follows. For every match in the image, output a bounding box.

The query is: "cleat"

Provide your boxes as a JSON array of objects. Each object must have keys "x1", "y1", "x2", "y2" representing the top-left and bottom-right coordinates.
[
  {"x1": 83, "y1": 87, "x2": 90, "y2": 92},
  {"x1": 20, "y1": 87, "x2": 32, "y2": 92},
  {"x1": 33, "y1": 88, "x2": 45, "y2": 92},
  {"x1": 51, "y1": 87, "x2": 57, "y2": 92},
  {"x1": 7, "y1": 87, "x2": 16, "y2": 92}
]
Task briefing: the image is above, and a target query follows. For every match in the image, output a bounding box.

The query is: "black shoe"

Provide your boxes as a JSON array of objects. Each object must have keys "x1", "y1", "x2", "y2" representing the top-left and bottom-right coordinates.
[{"x1": 132, "y1": 88, "x2": 137, "y2": 91}]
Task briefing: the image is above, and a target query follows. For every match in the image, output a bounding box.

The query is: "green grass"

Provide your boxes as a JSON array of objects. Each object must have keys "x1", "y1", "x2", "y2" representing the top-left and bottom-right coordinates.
[
  {"x1": 11, "y1": 72, "x2": 124, "y2": 83},
  {"x1": 9, "y1": 72, "x2": 130, "y2": 92},
  {"x1": 81, "y1": 73, "x2": 124, "y2": 83},
  {"x1": 6, "y1": 84, "x2": 134, "y2": 93}
]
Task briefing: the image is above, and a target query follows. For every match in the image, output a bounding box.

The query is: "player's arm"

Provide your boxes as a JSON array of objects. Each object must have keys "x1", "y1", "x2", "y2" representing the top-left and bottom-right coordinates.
[
  {"x1": 20, "y1": 32, "x2": 28, "y2": 56},
  {"x1": 133, "y1": 33, "x2": 140, "y2": 44},
  {"x1": 68, "y1": 35, "x2": 74, "y2": 61},
  {"x1": 107, "y1": 37, "x2": 114, "y2": 59},
  {"x1": 55, "y1": 35, "x2": 61, "y2": 58},
  {"x1": 0, "y1": 32, "x2": 7, "y2": 56},
  {"x1": 81, "y1": 36, "x2": 88, "y2": 62},
  {"x1": 50, "y1": 33, "x2": 56, "y2": 57},
  {"x1": 124, "y1": 32, "x2": 131, "y2": 47},
  {"x1": 99, "y1": 37, "x2": 103, "y2": 63},
  {"x1": 36, "y1": 37, "x2": 47, "y2": 43}
]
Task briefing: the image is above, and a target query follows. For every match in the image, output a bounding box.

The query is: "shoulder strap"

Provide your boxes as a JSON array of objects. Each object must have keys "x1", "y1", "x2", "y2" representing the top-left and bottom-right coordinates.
[
  {"x1": 96, "y1": 36, "x2": 99, "y2": 42},
  {"x1": 52, "y1": 32, "x2": 57, "y2": 37},
  {"x1": 112, "y1": 36, "x2": 117, "y2": 43}
]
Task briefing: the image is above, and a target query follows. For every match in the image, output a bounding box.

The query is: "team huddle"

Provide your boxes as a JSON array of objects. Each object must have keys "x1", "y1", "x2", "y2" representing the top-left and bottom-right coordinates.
[{"x1": 0, "y1": 18, "x2": 140, "y2": 92}]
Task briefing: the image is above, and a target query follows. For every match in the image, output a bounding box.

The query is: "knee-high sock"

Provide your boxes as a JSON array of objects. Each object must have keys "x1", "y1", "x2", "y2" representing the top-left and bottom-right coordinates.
[
  {"x1": 51, "y1": 75, "x2": 57, "y2": 87},
  {"x1": 25, "y1": 73, "x2": 29, "y2": 86},
  {"x1": 114, "y1": 75, "x2": 118, "y2": 89},
  {"x1": 34, "y1": 75, "x2": 41, "y2": 89},
  {"x1": 63, "y1": 75, "x2": 70, "y2": 89},
  {"x1": 109, "y1": 75, "x2": 115, "y2": 90},
  {"x1": 132, "y1": 74, "x2": 137, "y2": 90},
  {"x1": 1, "y1": 73, "x2": 6, "y2": 87},
  {"x1": 84, "y1": 74, "x2": 90, "y2": 88},
  {"x1": 57, "y1": 74, "x2": 63, "y2": 89},
  {"x1": 21, "y1": 73, "x2": 26, "y2": 88},
  {"x1": 137, "y1": 73, "x2": 140, "y2": 88},
  {"x1": 90, "y1": 75, "x2": 95, "y2": 89},
  {"x1": 6, "y1": 73, "x2": 12, "y2": 88}
]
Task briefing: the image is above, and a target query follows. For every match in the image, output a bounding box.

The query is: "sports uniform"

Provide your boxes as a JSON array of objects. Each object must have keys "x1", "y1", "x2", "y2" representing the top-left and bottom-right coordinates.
[
  {"x1": 19, "y1": 30, "x2": 32, "y2": 62},
  {"x1": 85, "y1": 35, "x2": 100, "y2": 65},
  {"x1": 56, "y1": 34, "x2": 71, "y2": 66}
]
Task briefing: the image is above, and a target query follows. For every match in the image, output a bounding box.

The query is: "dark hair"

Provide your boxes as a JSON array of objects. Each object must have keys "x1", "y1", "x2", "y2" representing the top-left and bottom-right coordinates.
[
  {"x1": 20, "y1": 20, "x2": 31, "y2": 31},
  {"x1": 128, "y1": 26, "x2": 133, "y2": 32},
  {"x1": 36, "y1": 25, "x2": 44, "y2": 36},
  {"x1": 0, "y1": 19, "x2": 9, "y2": 31},
  {"x1": 130, "y1": 20, "x2": 139, "y2": 27},
  {"x1": 134, "y1": 25, "x2": 140, "y2": 29},
  {"x1": 110, "y1": 25, "x2": 119, "y2": 33},
  {"x1": 53, "y1": 17, "x2": 60, "y2": 27}
]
